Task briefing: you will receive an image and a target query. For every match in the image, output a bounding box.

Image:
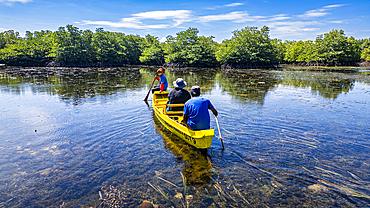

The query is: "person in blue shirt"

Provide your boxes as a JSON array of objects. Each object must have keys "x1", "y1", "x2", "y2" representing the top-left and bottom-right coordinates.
[
  {"x1": 152, "y1": 68, "x2": 168, "y2": 93},
  {"x1": 183, "y1": 86, "x2": 218, "y2": 130}
]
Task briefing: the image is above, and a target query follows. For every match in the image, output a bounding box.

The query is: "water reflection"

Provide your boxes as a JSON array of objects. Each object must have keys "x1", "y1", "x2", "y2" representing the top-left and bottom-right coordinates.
[
  {"x1": 274, "y1": 70, "x2": 356, "y2": 99},
  {"x1": 1, "y1": 67, "x2": 369, "y2": 207},
  {"x1": 2, "y1": 67, "x2": 365, "y2": 106},
  {"x1": 153, "y1": 115, "x2": 213, "y2": 186},
  {"x1": 219, "y1": 70, "x2": 277, "y2": 105},
  {"x1": 0, "y1": 67, "x2": 145, "y2": 105},
  {"x1": 163, "y1": 69, "x2": 217, "y2": 94}
]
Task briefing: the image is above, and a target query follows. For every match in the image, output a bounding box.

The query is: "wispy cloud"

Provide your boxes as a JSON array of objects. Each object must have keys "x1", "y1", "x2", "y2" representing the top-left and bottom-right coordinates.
[
  {"x1": 323, "y1": 4, "x2": 346, "y2": 9},
  {"x1": 133, "y1": 10, "x2": 193, "y2": 27},
  {"x1": 80, "y1": 20, "x2": 170, "y2": 29},
  {"x1": 81, "y1": 10, "x2": 192, "y2": 29},
  {"x1": 225, "y1": 3, "x2": 244, "y2": 7},
  {"x1": 79, "y1": 4, "x2": 347, "y2": 41},
  {"x1": 199, "y1": 11, "x2": 265, "y2": 23},
  {"x1": 268, "y1": 20, "x2": 321, "y2": 31},
  {"x1": 267, "y1": 20, "x2": 322, "y2": 39},
  {"x1": 0, "y1": 0, "x2": 32, "y2": 4},
  {"x1": 208, "y1": 2, "x2": 244, "y2": 10},
  {"x1": 133, "y1": 10, "x2": 191, "y2": 20},
  {"x1": 328, "y1": 20, "x2": 346, "y2": 24},
  {"x1": 258, "y1": 4, "x2": 347, "y2": 39},
  {"x1": 298, "y1": 4, "x2": 345, "y2": 18},
  {"x1": 265, "y1": 14, "x2": 291, "y2": 21},
  {"x1": 199, "y1": 11, "x2": 249, "y2": 22}
]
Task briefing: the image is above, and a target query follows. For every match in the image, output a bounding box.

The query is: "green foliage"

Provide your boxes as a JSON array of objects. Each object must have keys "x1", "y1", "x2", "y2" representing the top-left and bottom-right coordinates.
[
  {"x1": 53, "y1": 25, "x2": 96, "y2": 66},
  {"x1": 139, "y1": 35, "x2": 164, "y2": 65},
  {"x1": 0, "y1": 25, "x2": 145, "y2": 66},
  {"x1": 314, "y1": 29, "x2": 360, "y2": 64},
  {"x1": 0, "y1": 30, "x2": 54, "y2": 66},
  {"x1": 163, "y1": 28, "x2": 218, "y2": 67},
  {"x1": 284, "y1": 40, "x2": 315, "y2": 63},
  {"x1": 282, "y1": 29, "x2": 363, "y2": 65},
  {"x1": 0, "y1": 25, "x2": 368, "y2": 67},
  {"x1": 0, "y1": 30, "x2": 20, "y2": 49},
  {"x1": 270, "y1": 38, "x2": 286, "y2": 63},
  {"x1": 92, "y1": 28, "x2": 127, "y2": 65},
  {"x1": 215, "y1": 26, "x2": 277, "y2": 67},
  {"x1": 360, "y1": 38, "x2": 370, "y2": 61},
  {"x1": 122, "y1": 34, "x2": 143, "y2": 65}
]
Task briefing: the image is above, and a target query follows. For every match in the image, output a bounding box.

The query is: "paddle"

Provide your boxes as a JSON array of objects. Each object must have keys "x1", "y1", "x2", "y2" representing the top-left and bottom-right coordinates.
[
  {"x1": 215, "y1": 116, "x2": 225, "y2": 150},
  {"x1": 144, "y1": 76, "x2": 157, "y2": 102}
]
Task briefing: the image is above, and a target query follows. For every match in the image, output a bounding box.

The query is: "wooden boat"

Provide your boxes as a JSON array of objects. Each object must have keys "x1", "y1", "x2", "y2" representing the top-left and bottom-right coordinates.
[{"x1": 152, "y1": 91, "x2": 215, "y2": 149}]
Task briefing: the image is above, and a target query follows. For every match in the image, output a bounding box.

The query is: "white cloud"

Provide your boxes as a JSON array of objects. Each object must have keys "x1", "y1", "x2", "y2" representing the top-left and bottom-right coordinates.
[
  {"x1": 199, "y1": 11, "x2": 261, "y2": 23},
  {"x1": 225, "y1": 3, "x2": 244, "y2": 7},
  {"x1": 267, "y1": 20, "x2": 322, "y2": 39},
  {"x1": 328, "y1": 20, "x2": 346, "y2": 24},
  {"x1": 260, "y1": 5, "x2": 347, "y2": 39},
  {"x1": 0, "y1": 0, "x2": 32, "y2": 4},
  {"x1": 133, "y1": 10, "x2": 192, "y2": 20},
  {"x1": 323, "y1": 4, "x2": 346, "y2": 9},
  {"x1": 81, "y1": 20, "x2": 170, "y2": 29},
  {"x1": 81, "y1": 10, "x2": 192, "y2": 29},
  {"x1": 159, "y1": 37, "x2": 167, "y2": 43},
  {"x1": 269, "y1": 20, "x2": 320, "y2": 28},
  {"x1": 79, "y1": 4, "x2": 347, "y2": 41},
  {"x1": 207, "y1": 2, "x2": 244, "y2": 10},
  {"x1": 299, "y1": 9, "x2": 328, "y2": 18},
  {"x1": 301, "y1": 28, "x2": 321, "y2": 32},
  {"x1": 298, "y1": 4, "x2": 345, "y2": 19},
  {"x1": 261, "y1": 4, "x2": 346, "y2": 39},
  {"x1": 266, "y1": 14, "x2": 291, "y2": 21}
]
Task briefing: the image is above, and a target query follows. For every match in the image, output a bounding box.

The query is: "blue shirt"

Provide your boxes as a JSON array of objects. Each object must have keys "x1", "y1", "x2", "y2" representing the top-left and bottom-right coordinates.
[
  {"x1": 159, "y1": 74, "x2": 168, "y2": 91},
  {"x1": 183, "y1": 97, "x2": 214, "y2": 130}
]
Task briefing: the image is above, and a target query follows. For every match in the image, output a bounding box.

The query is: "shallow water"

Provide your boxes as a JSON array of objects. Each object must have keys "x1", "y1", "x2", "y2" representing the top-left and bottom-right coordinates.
[{"x1": 0, "y1": 67, "x2": 369, "y2": 207}]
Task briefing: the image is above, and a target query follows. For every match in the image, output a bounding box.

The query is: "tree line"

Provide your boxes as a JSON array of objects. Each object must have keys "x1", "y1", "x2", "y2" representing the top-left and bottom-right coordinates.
[{"x1": 0, "y1": 25, "x2": 369, "y2": 68}]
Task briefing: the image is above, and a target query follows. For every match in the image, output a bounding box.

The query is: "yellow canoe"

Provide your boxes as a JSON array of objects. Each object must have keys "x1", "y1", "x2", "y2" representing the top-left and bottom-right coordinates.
[{"x1": 152, "y1": 91, "x2": 215, "y2": 149}]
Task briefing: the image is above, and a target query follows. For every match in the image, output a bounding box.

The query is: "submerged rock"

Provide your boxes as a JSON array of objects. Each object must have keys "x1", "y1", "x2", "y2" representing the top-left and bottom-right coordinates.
[{"x1": 138, "y1": 201, "x2": 154, "y2": 208}]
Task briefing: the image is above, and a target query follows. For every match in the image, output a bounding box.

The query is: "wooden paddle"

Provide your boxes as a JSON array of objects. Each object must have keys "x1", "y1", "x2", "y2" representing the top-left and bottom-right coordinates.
[
  {"x1": 144, "y1": 76, "x2": 157, "y2": 102},
  {"x1": 215, "y1": 116, "x2": 225, "y2": 150}
]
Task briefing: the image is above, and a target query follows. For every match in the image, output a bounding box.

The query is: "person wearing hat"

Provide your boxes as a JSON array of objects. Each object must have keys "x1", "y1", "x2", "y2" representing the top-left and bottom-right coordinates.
[
  {"x1": 167, "y1": 78, "x2": 191, "y2": 111},
  {"x1": 183, "y1": 86, "x2": 218, "y2": 130},
  {"x1": 152, "y1": 68, "x2": 168, "y2": 93}
]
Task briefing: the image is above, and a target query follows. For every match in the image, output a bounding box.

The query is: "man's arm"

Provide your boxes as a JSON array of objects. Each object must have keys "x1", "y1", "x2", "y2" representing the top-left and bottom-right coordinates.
[
  {"x1": 183, "y1": 114, "x2": 190, "y2": 129},
  {"x1": 210, "y1": 108, "x2": 218, "y2": 117}
]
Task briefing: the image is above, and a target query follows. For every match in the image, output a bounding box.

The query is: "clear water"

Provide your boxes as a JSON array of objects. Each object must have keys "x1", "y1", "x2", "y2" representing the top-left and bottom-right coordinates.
[{"x1": 0, "y1": 67, "x2": 369, "y2": 207}]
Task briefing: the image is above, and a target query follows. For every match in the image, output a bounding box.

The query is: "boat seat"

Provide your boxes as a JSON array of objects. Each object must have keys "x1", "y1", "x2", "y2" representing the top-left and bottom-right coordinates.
[
  {"x1": 166, "y1": 111, "x2": 183, "y2": 115},
  {"x1": 165, "y1": 103, "x2": 184, "y2": 115},
  {"x1": 166, "y1": 103, "x2": 185, "y2": 108},
  {"x1": 155, "y1": 99, "x2": 168, "y2": 105},
  {"x1": 155, "y1": 98, "x2": 168, "y2": 102}
]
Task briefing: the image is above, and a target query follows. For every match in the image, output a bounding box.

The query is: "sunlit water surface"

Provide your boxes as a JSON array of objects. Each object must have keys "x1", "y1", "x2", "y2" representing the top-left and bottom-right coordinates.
[{"x1": 0, "y1": 67, "x2": 369, "y2": 207}]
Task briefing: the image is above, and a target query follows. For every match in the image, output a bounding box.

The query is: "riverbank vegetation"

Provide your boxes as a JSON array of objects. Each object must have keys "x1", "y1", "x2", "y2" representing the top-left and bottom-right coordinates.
[{"x1": 0, "y1": 25, "x2": 369, "y2": 68}]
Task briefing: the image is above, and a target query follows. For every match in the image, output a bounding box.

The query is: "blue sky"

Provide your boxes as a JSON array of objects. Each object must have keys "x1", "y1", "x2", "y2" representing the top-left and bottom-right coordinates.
[{"x1": 1, "y1": 0, "x2": 369, "y2": 42}]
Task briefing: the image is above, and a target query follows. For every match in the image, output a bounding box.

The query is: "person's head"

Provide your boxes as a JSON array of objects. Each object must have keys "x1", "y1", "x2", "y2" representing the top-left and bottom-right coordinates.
[
  {"x1": 173, "y1": 78, "x2": 187, "y2": 89},
  {"x1": 156, "y1": 68, "x2": 164, "y2": 76},
  {"x1": 190, "y1": 86, "x2": 201, "y2": 97}
]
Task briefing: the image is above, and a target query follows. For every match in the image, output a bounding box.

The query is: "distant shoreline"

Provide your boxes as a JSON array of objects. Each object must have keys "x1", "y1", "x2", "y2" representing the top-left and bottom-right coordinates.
[{"x1": 1, "y1": 63, "x2": 369, "y2": 75}]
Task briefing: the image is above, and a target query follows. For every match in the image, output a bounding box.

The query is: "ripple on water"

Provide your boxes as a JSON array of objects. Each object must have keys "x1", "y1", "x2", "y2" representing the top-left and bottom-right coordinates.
[{"x1": 1, "y1": 69, "x2": 370, "y2": 207}]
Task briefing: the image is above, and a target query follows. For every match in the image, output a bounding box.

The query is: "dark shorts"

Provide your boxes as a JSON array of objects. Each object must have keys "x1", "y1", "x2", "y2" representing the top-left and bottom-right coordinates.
[{"x1": 152, "y1": 85, "x2": 160, "y2": 93}]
